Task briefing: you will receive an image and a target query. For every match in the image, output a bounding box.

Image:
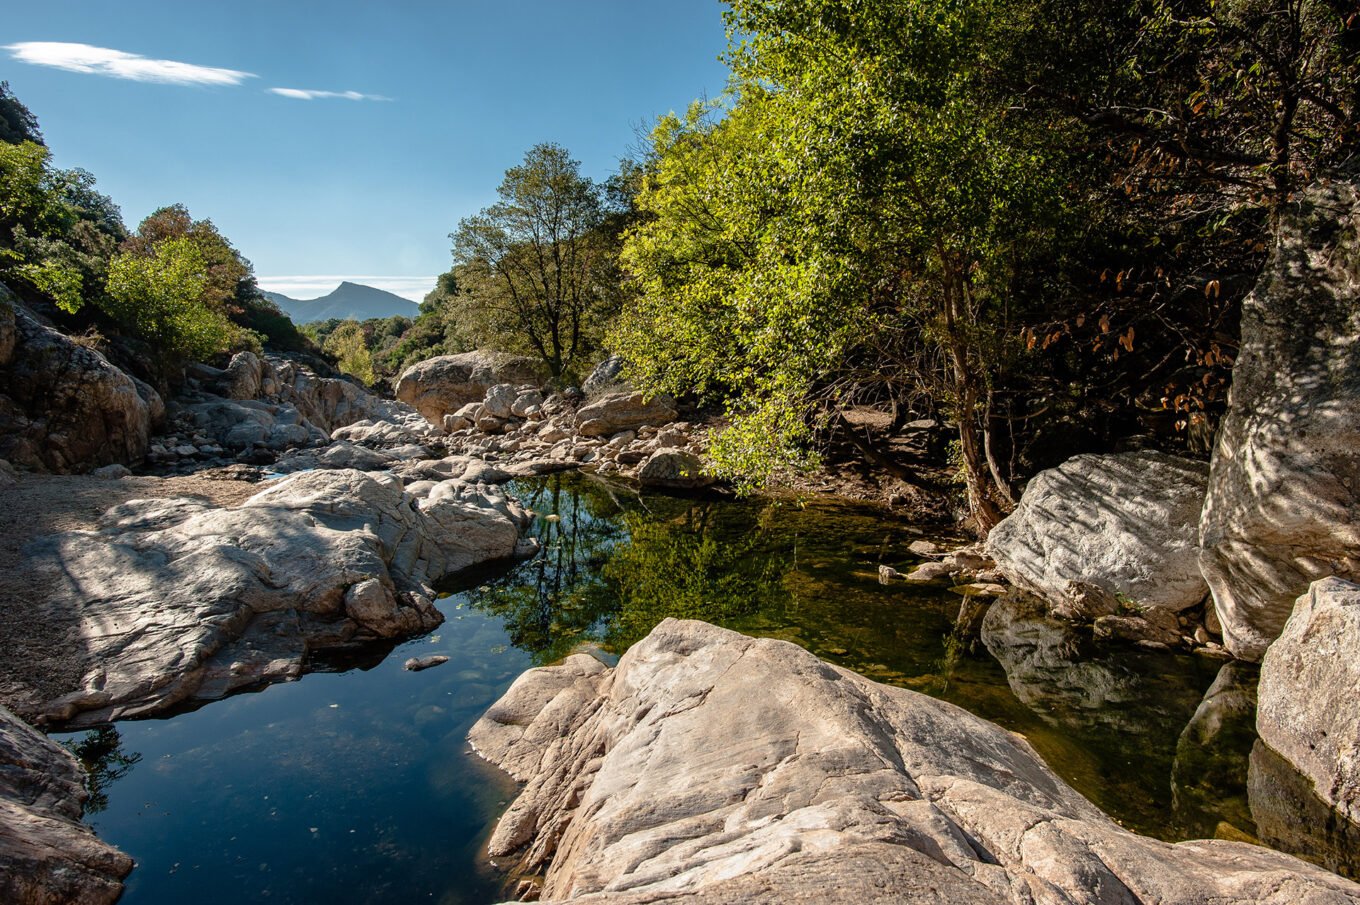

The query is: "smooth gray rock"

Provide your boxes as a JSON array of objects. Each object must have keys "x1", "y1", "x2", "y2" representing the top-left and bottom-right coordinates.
[
  {"x1": 637, "y1": 448, "x2": 712, "y2": 489},
  {"x1": 0, "y1": 704, "x2": 133, "y2": 904},
  {"x1": 575, "y1": 391, "x2": 677, "y2": 438},
  {"x1": 395, "y1": 351, "x2": 548, "y2": 425},
  {"x1": 482, "y1": 383, "x2": 518, "y2": 419},
  {"x1": 32, "y1": 469, "x2": 530, "y2": 727},
  {"x1": 1257, "y1": 577, "x2": 1360, "y2": 823},
  {"x1": 0, "y1": 286, "x2": 155, "y2": 473},
  {"x1": 1199, "y1": 180, "x2": 1360, "y2": 661},
  {"x1": 471, "y1": 619, "x2": 1360, "y2": 904},
  {"x1": 986, "y1": 451, "x2": 1209, "y2": 615}
]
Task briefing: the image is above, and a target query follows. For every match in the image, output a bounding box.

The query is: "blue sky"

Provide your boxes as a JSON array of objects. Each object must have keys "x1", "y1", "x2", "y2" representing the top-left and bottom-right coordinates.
[{"x1": 3, "y1": 1, "x2": 731, "y2": 300}]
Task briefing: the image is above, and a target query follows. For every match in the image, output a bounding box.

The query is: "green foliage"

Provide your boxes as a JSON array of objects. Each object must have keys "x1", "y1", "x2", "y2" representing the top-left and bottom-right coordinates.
[
  {"x1": 323, "y1": 320, "x2": 376, "y2": 384},
  {"x1": 448, "y1": 143, "x2": 626, "y2": 381},
  {"x1": 0, "y1": 82, "x2": 42, "y2": 146},
  {"x1": 104, "y1": 236, "x2": 238, "y2": 368}
]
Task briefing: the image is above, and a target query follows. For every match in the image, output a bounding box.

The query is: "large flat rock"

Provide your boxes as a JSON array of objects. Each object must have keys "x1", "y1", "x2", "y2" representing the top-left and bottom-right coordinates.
[
  {"x1": 470, "y1": 619, "x2": 1360, "y2": 904},
  {"x1": 1199, "y1": 180, "x2": 1360, "y2": 660},
  {"x1": 30, "y1": 468, "x2": 531, "y2": 727}
]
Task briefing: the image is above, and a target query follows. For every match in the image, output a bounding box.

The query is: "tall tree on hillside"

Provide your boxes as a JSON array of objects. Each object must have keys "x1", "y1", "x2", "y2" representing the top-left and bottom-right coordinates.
[
  {"x1": 450, "y1": 143, "x2": 623, "y2": 381},
  {"x1": 0, "y1": 82, "x2": 42, "y2": 146}
]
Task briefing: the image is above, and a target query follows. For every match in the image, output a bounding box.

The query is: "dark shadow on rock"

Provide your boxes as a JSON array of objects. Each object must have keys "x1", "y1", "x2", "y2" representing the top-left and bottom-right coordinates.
[{"x1": 1250, "y1": 740, "x2": 1360, "y2": 881}]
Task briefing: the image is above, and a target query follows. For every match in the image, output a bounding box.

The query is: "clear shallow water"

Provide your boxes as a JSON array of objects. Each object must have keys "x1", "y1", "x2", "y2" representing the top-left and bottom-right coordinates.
[{"x1": 57, "y1": 473, "x2": 1358, "y2": 902}]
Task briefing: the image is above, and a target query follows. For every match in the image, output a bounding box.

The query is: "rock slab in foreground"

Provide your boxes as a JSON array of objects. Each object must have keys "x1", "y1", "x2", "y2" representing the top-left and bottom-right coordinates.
[
  {"x1": 0, "y1": 704, "x2": 132, "y2": 904},
  {"x1": 470, "y1": 619, "x2": 1359, "y2": 904},
  {"x1": 1199, "y1": 179, "x2": 1360, "y2": 661},
  {"x1": 34, "y1": 468, "x2": 531, "y2": 727},
  {"x1": 985, "y1": 450, "x2": 1209, "y2": 615},
  {"x1": 1257, "y1": 577, "x2": 1360, "y2": 824}
]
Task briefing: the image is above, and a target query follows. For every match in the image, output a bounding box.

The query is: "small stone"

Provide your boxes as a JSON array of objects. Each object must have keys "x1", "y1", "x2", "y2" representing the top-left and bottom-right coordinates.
[{"x1": 404, "y1": 655, "x2": 450, "y2": 672}]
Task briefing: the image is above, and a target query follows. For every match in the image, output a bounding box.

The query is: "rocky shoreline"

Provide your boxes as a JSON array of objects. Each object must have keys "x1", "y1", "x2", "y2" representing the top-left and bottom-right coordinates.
[{"x1": 1, "y1": 179, "x2": 1358, "y2": 903}]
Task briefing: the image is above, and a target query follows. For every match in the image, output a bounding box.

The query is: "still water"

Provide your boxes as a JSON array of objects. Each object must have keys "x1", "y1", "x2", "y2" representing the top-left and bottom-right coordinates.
[{"x1": 57, "y1": 473, "x2": 1358, "y2": 903}]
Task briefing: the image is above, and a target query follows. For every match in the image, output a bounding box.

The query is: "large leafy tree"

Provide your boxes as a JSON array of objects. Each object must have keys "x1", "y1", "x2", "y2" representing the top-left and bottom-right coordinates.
[
  {"x1": 449, "y1": 143, "x2": 624, "y2": 381},
  {"x1": 615, "y1": 1, "x2": 1076, "y2": 529}
]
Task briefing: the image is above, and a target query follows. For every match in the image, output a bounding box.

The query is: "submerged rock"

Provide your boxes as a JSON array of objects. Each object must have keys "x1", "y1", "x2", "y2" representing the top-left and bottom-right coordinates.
[
  {"x1": 403, "y1": 655, "x2": 450, "y2": 672},
  {"x1": 0, "y1": 704, "x2": 133, "y2": 904},
  {"x1": 31, "y1": 469, "x2": 532, "y2": 727},
  {"x1": 986, "y1": 450, "x2": 1209, "y2": 616},
  {"x1": 470, "y1": 618, "x2": 1359, "y2": 904},
  {"x1": 1257, "y1": 577, "x2": 1360, "y2": 824},
  {"x1": 1199, "y1": 180, "x2": 1360, "y2": 661}
]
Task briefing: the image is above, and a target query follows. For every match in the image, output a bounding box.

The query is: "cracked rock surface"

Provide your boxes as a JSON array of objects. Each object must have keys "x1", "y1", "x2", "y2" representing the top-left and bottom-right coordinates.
[
  {"x1": 28, "y1": 468, "x2": 531, "y2": 728},
  {"x1": 471, "y1": 619, "x2": 1360, "y2": 904}
]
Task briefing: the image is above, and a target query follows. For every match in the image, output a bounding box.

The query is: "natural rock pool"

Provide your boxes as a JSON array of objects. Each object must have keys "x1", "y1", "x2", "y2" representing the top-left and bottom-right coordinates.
[{"x1": 55, "y1": 473, "x2": 1358, "y2": 902}]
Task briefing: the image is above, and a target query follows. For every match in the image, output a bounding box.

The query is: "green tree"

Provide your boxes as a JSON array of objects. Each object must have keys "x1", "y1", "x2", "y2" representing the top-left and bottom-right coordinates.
[
  {"x1": 0, "y1": 81, "x2": 42, "y2": 146},
  {"x1": 449, "y1": 143, "x2": 623, "y2": 381},
  {"x1": 323, "y1": 320, "x2": 377, "y2": 384},
  {"x1": 104, "y1": 236, "x2": 237, "y2": 373}
]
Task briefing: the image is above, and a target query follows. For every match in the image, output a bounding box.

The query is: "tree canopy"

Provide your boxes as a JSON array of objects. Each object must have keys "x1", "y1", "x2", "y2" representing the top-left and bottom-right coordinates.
[{"x1": 447, "y1": 143, "x2": 627, "y2": 381}]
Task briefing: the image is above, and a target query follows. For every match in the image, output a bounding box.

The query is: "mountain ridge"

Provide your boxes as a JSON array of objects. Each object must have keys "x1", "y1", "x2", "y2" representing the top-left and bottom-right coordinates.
[{"x1": 264, "y1": 281, "x2": 421, "y2": 324}]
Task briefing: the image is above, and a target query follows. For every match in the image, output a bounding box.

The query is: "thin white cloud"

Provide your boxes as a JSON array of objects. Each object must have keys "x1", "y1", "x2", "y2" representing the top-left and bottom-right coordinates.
[
  {"x1": 3, "y1": 41, "x2": 253, "y2": 86},
  {"x1": 268, "y1": 87, "x2": 390, "y2": 102},
  {"x1": 257, "y1": 276, "x2": 435, "y2": 303}
]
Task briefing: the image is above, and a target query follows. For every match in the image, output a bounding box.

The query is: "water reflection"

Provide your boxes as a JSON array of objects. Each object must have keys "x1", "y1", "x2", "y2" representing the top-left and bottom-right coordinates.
[
  {"x1": 63, "y1": 726, "x2": 142, "y2": 815},
  {"x1": 55, "y1": 472, "x2": 1357, "y2": 901},
  {"x1": 979, "y1": 592, "x2": 1219, "y2": 832}
]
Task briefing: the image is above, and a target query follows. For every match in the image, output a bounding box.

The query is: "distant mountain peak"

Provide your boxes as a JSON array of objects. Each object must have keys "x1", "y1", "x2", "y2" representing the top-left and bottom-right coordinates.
[{"x1": 264, "y1": 281, "x2": 420, "y2": 324}]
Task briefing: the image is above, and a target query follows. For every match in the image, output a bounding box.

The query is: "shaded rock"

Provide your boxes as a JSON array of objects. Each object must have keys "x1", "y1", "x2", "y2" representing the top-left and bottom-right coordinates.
[
  {"x1": 1093, "y1": 610, "x2": 1182, "y2": 647},
  {"x1": 0, "y1": 287, "x2": 153, "y2": 473},
  {"x1": 1199, "y1": 180, "x2": 1360, "y2": 661},
  {"x1": 637, "y1": 448, "x2": 712, "y2": 489},
  {"x1": 0, "y1": 704, "x2": 133, "y2": 904},
  {"x1": 90, "y1": 464, "x2": 131, "y2": 479},
  {"x1": 395, "y1": 351, "x2": 549, "y2": 425},
  {"x1": 1257, "y1": 577, "x2": 1360, "y2": 823},
  {"x1": 986, "y1": 450, "x2": 1209, "y2": 613},
  {"x1": 582, "y1": 354, "x2": 626, "y2": 395},
  {"x1": 575, "y1": 391, "x2": 677, "y2": 438},
  {"x1": 1172, "y1": 662, "x2": 1258, "y2": 841},
  {"x1": 471, "y1": 619, "x2": 1360, "y2": 904},
  {"x1": 904, "y1": 561, "x2": 955, "y2": 582},
  {"x1": 1250, "y1": 740, "x2": 1360, "y2": 881},
  {"x1": 32, "y1": 469, "x2": 530, "y2": 727}
]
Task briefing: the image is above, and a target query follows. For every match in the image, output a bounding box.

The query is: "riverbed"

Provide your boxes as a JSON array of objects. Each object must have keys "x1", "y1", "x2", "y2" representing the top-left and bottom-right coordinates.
[{"x1": 56, "y1": 473, "x2": 1357, "y2": 903}]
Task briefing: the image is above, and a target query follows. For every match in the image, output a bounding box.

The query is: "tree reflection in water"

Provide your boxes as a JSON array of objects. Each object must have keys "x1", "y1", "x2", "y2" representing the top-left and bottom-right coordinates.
[
  {"x1": 467, "y1": 474, "x2": 785, "y2": 662},
  {"x1": 63, "y1": 725, "x2": 142, "y2": 815}
]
